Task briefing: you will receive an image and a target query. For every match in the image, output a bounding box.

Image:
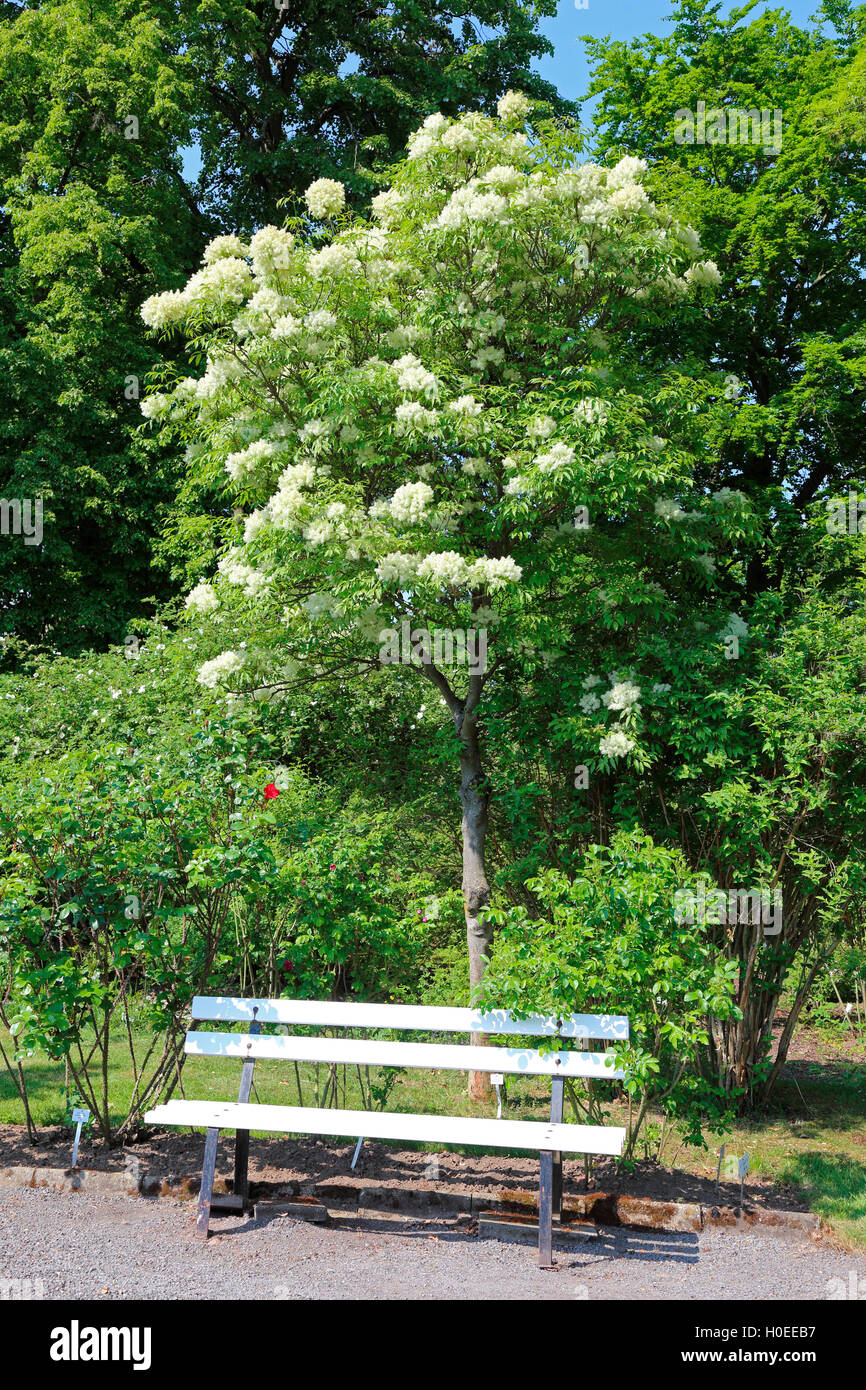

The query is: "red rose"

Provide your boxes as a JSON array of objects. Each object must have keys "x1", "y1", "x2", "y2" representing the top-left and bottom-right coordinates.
[{"x1": 263, "y1": 782, "x2": 280, "y2": 800}]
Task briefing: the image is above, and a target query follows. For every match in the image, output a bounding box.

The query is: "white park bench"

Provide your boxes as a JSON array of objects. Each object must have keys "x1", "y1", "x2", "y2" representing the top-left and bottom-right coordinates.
[{"x1": 144, "y1": 996, "x2": 628, "y2": 1266}]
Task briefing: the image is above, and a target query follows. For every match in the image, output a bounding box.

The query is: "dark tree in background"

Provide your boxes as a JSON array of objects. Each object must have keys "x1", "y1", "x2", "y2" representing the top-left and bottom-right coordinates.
[{"x1": 180, "y1": 0, "x2": 570, "y2": 230}]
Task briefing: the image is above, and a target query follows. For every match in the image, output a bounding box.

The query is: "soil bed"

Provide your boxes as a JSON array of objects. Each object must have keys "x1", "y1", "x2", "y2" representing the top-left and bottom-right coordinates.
[{"x1": 0, "y1": 1122, "x2": 809, "y2": 1213}]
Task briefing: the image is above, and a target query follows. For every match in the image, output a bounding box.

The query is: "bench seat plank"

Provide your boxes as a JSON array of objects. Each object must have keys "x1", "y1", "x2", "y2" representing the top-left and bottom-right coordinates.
[
  {"x1": 144, "y1": 1099, "x2": 626, "y2": 1156},
  {"x1": 191, "y1": 996, "x2": 628, "y2": 1040},
  {"x1": 184, "y1": 1031, "x2": 624, "y2": 1080}
]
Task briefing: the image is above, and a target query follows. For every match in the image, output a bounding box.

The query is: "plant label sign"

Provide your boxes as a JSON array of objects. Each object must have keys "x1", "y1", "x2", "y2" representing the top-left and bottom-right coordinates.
[
  {"x1": 70, "y1": 1108, "x2": 90, "y2": 1168},
  {"x1": 721, "y1": 1150, "x2": 748, "y2": 1180}
]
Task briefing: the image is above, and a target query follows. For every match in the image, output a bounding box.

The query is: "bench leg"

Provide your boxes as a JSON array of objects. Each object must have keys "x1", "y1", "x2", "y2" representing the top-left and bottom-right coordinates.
[
  {"x1": 550, "y1": 1075, "x2": 564, "y2": 1229},
  {"x1": 538, "y1": 1150, "x2": 554, "y2": 1268},
  {"x1": 234, "y1": 1129, "x2": 250, "y2": 1210},
  {"x1": 196, "y1": 1127, "x2": 219, "y2": 1239},
  {"x1": 232, "y1": 1014, "x2": 260, "y2": 1212},
  {"x1": 552, "y1": 1152, "x2": 562, "y2": 1224}
]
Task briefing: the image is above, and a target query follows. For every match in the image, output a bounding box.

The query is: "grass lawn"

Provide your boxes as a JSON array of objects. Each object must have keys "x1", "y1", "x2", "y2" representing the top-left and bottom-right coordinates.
[{"x1": 3, "y1": 1022, "x2": 865, "y2": 1249}]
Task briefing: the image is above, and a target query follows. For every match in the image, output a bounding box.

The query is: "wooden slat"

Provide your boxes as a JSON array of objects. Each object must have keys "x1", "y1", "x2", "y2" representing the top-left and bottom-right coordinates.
[
  {"x1": 184, "y1": 1031, "x2": 624, "y2": 1080},
  {"x1": 190, "y1": 996, "x2": 628, "y2": 1041},
  {"x1": 144, "y1": 1100, "x2": 626, "y2": 1157}
]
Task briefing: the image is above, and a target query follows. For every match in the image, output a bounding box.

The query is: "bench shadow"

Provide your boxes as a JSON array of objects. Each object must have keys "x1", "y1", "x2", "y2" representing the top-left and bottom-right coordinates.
[
  {"x1": 599, "y1": 1227, "x2": 700, "y2": 1264},
  {"x1": 207, "y1": 1210, "x2": 701, "y2": 1264}
]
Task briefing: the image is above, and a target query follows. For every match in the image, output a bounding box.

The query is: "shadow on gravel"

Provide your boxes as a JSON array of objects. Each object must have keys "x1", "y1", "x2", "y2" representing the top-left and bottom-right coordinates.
[
  {"x1": 604, "y1": 1227, "x2": 700, "y2": 1264},
  {"x1": 205, "y1": 1212, "x2": 701, "y2": 1266}
]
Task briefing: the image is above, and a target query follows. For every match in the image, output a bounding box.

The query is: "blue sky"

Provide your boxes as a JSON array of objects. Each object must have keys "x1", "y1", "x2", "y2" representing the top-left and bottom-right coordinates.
[{"x1": 538, "y1": 0, "x2": 822, "y2": 107}]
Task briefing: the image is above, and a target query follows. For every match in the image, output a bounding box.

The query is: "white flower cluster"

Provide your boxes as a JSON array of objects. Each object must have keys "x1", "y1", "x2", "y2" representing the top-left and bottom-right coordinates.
[
  {"x1": 654, "y1": 498, "x2": 687, "y2": 521},
  {"x1": 141, "y1": 257, "x2": 252, "y2": 331},
  {"x1": 249, "y1": 226, "x2": 294, "y2": 279},
  {"x1": 395, "y1": 401, "x2": 439, "y2": 434},
  {"x1": 265, "y1": 460, "x2": 317, "y2": 531},
  {"x1": 370, "y1": 187, "x2": 406, "y2": 222},
  {"x1": 225, "y1": 438, "x2": 276, "y2": 482},
  {"x1": 308, "y1": 242, "x2": 360, "y2": 277},
  {"x1": 535, "y1": 442, "x2": 575, "y2": 473},
  {"x1": 304, "y1": 179, "x2": 346, "y2": 219},
  {"x1": 374, "y1": 549, "x2": 522, "y2": 591},
  {"x1": 306, "y1": 309, "x2": 338, "y2": 336},
  {"x1": 448, "y1": 395, "x2": 483, "y2": 419},
  {"x1": 574, "y1": 398, "x2": 608, "y2": 427},
  {"x1": 442, "y1": 123, "x2": 480, "y2": 155},
  {"x1": 197, "y1": 650, "x2": 245, "y2": 688},
  {"x1": 406, "y1": 112, "x2": 450, "y2": 159},
  {"x1": 299, "y1": 418, "x2": 333, "y2": 445},
  {"x1": 497, "y1": 90, "x2": 531, "y2": 124},
  {"x1": 272, "y1": 313, "x2": 302, "y2": 340},
  {"x1": 436, "y1": 182, "x2": 509, "y2": 231},
  {"x1": 185, "y1": 582, "x2": 219, "y2": 614},
  {"x1": 203, "y1": 235, "x2": 250, "y2": 263},
  {"x1": 388, "y1": 481, "x2": 434, "y2": 524},
  {"x1": 392, "y1": 354, "x2": 439, "y2": 399},
  {"x1": 684, "y1": 260, "x2": 722, "y2": 288},
  {"x1": 473, "y1": 555, "x2": 523, "y2": 590},
  {"x1": 415, "y1": 550, "x2": 470, "y2": 586},
  {"x1": 602, "y1": 681, "x2": 641, "y2": 712},
  {"x1": 599, "y1": 729, "x2": 634, "y2": 758},
  {"x1": 375, "y1": 552, "x2": 418, "y2": 585},
  {"x1": 139, "y1": 393, "x2": 171, "y2": 420},
  {"x1": 217, "y1": 548, "x2": 269, "y2": 597},
  {"x1": 528, "y1": 415, "x2": 557, "y2": 440},
  {"x1": 470, "y1": 345, "x2": 504, "y2": 371}
]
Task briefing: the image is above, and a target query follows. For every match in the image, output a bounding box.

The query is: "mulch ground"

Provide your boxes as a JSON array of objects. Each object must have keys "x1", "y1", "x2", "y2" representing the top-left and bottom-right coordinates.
[{"x1": 0, "y1": 1123, "x2": 808, "y2": 1212}]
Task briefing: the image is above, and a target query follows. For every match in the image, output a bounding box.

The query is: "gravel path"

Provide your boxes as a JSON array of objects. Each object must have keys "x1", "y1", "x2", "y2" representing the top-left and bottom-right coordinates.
[{"x1": 1, "y1": 1188, "x2": 863, "y2": 1300}]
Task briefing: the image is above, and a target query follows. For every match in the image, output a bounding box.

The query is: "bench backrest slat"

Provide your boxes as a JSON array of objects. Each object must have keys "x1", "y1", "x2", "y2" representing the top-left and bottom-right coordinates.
[
  {"x1": 184, "y1": 1031, "x2": 625, "y2": 1080},
  {"x1": 191, "y1": 996, "x2": 629, "y2": 1041}
]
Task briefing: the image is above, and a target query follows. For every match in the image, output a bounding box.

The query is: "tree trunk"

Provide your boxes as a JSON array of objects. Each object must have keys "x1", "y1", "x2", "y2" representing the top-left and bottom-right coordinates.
[
  {"x1": 456, "y1": 677, "x2": 492, "y2": 1100},
  {"x1": 423, "y1": 664, "x2": 492, "y2": 1101}
]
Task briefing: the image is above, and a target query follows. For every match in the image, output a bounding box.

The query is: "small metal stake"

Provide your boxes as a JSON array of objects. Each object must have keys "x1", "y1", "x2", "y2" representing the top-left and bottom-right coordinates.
[
  {"x1": 350, "y1": 1137, "x2": 364, "y2": 1170},
  {"x1": 70, "y1": 1108, "x2": 90, "y2": 1169},
  {"x1": 491, "y1": 1073, "x2": 504, "y2": 1119}
]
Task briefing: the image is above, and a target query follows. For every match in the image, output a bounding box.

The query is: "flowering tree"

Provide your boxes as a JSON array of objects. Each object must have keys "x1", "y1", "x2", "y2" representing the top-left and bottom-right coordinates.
[{"x1": 141, "y1": 93, "x2": 747, "y2": 1093}]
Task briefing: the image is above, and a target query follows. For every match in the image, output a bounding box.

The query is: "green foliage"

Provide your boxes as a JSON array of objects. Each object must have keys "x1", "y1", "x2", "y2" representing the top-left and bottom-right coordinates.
[
  {"x1": 482, "y1": 831, "x2": 741, "y2": 1153},
  {"x1": 0, "y1": 717, "x2": 282, "y2": 1141},
  {"x1": 0, "y1": 624, "x2": 465, "y2": 1138},
  {"x1": 586, "y1": 0, "x2": 866, "y2": 528}
]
